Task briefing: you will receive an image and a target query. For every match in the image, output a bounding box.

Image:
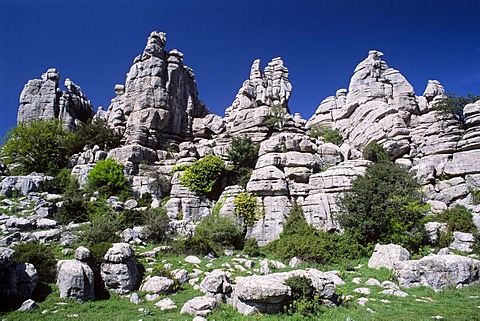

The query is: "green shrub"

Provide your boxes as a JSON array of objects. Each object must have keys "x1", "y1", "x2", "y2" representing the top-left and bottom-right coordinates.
[
  {"x1": 362, "y1": 141, "x2": 390, "y2": 163},
  {"x1": 68, "y1": 119, "x2": 122, "y2": 153},
  {"x1": 285, "y1": 275, "x2": 313, "y2": 300},
  {"x1": 436, "y1": 205, "x2": 476, "y2": 234},
  {"x1": 78, "y1": 208, "x2": 122, "y2": 246},
  {"x1": 336, "y1": 162, "x2": 429, "y2": 253},
  {"x1": 174, "y1": 236, "x2": 214, "y2": 256},
  {"x1": 236, "y1": 167, "x2": 253, "y2": 188},
  {"x1": 264, "y1": 104, "x2": 286, "y2": 130},
  {"x1": 243, "y1": 238, "x2": 263, "y2": 257},
  {"x1": 283, "y1": 275, "x2": 326, "y2": 316},
  {"x1": 309, "y1": 123, "x2": 343, "y2": 146},
  {"x1": 228, "y1": 136, "x2": 258, "y2": 170},
  {"x1": 434, "y1": 92, "x2": 480, "y2": 127},
  {"x1": 469, "y1": 187, "x2": 480, "y2": 205},
  {"x1": 265, "y1": 204, "x2": 368, "y2": 264},
  {"x1": 1, "y1": 119, "x2": 75, "y2": 175},
  {"x1": 195, "y1": 213, "x2": 244, "y2": 253},
  {"x1": 234, "y1": 192, "x2": 261, "y2": 229},
  {"x1": 12, "y1": 242, "x2": 57, "y2": 283},
  {"x1": 179, "y1": 155, "x2": 225, "y2": 196},
  {"x1": 85, "y1": 158, "x2": 130, "y2": 198},
  {"x1": 142, "y1": 207, "x2": 170, "y2": 244},
  {"x1": 55, "y1": 196, "x2": 90, "y2": 224}
]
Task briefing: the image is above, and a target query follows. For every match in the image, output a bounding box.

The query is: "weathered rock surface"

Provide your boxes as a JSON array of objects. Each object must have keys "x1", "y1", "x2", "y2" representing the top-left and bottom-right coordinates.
[
  {"x1": 56, "y1": 260, "x2": 94, "y2": 302},
  {"x1": 0, "y1": 249, "x2": 38, "y2": 302},
  {"x1": 181, "y1": 296, "x2": 217, "y2": 317},
  {"x1": 394, "y1": 254, "x2": 480, "y2": 290},
  {"x1": 368, "y1": 244, "x2": 410, "y2": 270},
  {"x1": 105, "y1": 31, "x2": 209, "y2": 149},
  {"x1": 100, "y1": 243, "x2": 140, "y2": 294},
  {"x1": 18, "y1": 68, "x2": 94, "y2": 130},
  {"x1": 140, "y1": 276, "x2": 174, "y2": 294},
  {"x1": 0, "y1": 174, "x2": 54, "y2": 197}
]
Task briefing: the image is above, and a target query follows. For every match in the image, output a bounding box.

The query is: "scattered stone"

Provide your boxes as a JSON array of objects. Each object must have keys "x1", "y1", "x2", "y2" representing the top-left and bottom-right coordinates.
[
  {"x1": 289, "y1": 257, "x2": 303, "y2": 268},
  {"x1": 185, "y1": 255, "x2": 202, "y2": 264},
  {"x1": 100, "y1": 243, "x2": 141, "y2": 294},
  {"x1": 352, "y1": 277, "x2": 362, "y2": 284},
  {"x1": 353, "y1": 287, "x2": 371, "y2": 295},
  {"x1": 17, "y1": 299, "x2": 39, "y2": 311},
  {"x1": 130, "y1": 292, "x2": 141, "y2": 304},
  {"x1": 381, "y1": 281, "x2": 400, "y2": 291},
  {"x1": 181, "y1": 296, "x2": 217, "y2": 317},
  {"x1": 357, "y1": 297, "x2": 369, "y2": 306},
  {"x1": 145, "y1": 294, "x2": 160, "y2": 302},
  {"x1": 140, "y1": 276, "x2": 174, "y2": 294},
  {"x1": 155, "y1": 298, "x2": 177, "y2": 311},
  {"x1": 449, "y1": 232, "x2": 475, "y2": 253},
  {"x1": 368, "y1": 243, "x2": 410, "y2": 270},
  {"x1": 365, "y1": 278, "x2": 382, "y2": 287}
]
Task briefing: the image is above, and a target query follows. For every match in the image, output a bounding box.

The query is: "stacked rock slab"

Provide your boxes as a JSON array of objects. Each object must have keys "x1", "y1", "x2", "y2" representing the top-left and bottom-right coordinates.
[
  {"x1": 224, "y1": 58, "x2": 293, "y2": 143},
  {"x1": 18, "y1": 68, "x2": 94, "y2": 130},
  {"x1": 105, "y1": 31, "x2": 209, "y2": 150}
]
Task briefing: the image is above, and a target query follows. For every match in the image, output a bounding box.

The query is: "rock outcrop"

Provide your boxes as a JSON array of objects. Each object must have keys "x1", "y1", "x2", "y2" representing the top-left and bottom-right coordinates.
[
  {"x1": 100, "y1": 243, "x2": 141, "y2": 294},
  {"x1": 18, "y1": 68, "x2": 94, "y2": 130},
  {"x1": 104, "y1": 31, "x2": 209, "y2": 149}
]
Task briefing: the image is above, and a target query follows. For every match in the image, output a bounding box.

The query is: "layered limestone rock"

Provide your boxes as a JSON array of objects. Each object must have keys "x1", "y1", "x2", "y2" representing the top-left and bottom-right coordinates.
[
  {"x1": 105, "y1": 31, "x2": 209, "y2": 149},
  {"x1": 18, "y1": 68, "x2": 94, "y2": 130},
  {"x1": 224, "y1": 58, "x2": 293, "y2": 142}
]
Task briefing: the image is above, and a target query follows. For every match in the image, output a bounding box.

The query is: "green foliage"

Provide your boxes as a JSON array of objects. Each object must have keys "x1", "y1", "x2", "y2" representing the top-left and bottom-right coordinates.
[
  {"x1": 142, "y1": 207, "x2": 170, "y2": 244},
  {"x1": 337, "y1": 162, "x2": 429, "y2": 253},
  {"x1": 469, "y1": 186, "x2": 480, "y2": 205},
  {"x1": 174, "y1": 236, "x2": 215, "y2": 256},
  {"x1": 195, "y1": 213, "x2": 244, "y2": 253},
  {"x1": 264, "y1": 104, "x2": 286, "y2": 130},
  {"x1": 243, "y1": 238, "x2": 263, "y2": 257},
  {"x1": 68, "y1": 119, "x2": 122, "y2": 153},
  {"x1": 85, "y1": 158, "x2": 130, "y2": 198},
  {"x1": 309, "y1": 123, "x2": 343, "y2": 146},
  {"x1": 179, "y1": 155, "x2": 225, "y2": 196},
  {"x1": 234, "y1": 192, "x2": 261, "y2": 228},
  {"x1": 266, "y1": 204, "x2": 369, "y2": 264},
  {"x1": 285, "y1": 275, "x2": 313, "y2": 300},
  {"x1": 228, "y1": 136, "x2": 258, "y2": 170},
  {"x1": 283, "y1": 275, "x2": 326, "y2": 316},
  {"x1": 78, "y1": 206, "x2": 122, "y2": 246},
  {"x1": 436, "y1": 205, "x2": 476, "y2": 234},
  {"x1": 1, "y1": 119, "x2": 75, "y2": 175},
  {"x1": 55, "y1": 196, "x2": 90, "y2": 224},
  {"x1": 362, "y1": 141, "x2": 390, "y2": 163},
  {"x1": 12, "y1": 242, "x2": 57, "y2": 283},
  {"x1": 434, "y1": 92, "x2": 480, "y2": 126},
  {"x1": 236, "y1": 167, "x2": 253, "y2": 188}
]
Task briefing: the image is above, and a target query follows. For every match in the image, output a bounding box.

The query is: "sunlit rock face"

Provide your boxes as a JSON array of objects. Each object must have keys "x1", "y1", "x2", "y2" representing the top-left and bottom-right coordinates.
[{"x1": 105, "y1": 31, "x2": 209, "y2": 149}]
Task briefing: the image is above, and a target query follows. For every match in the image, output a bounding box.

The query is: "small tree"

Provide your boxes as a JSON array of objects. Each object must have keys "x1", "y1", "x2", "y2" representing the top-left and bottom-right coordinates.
[
  {"x1": 309, "y1": 123, "x2": 343, "y2": 146},
  {"x1": 228, "y1": 136, "x2": 258, "y2": 170},
  {"x1": 434, "y1": 93, "x2": 480, "y2": 127},
  {"x1": 336, "y1": 162, "x2": 429, "y2": 252},
  {"x1": 68, "y1": 119, "x2": 122, "y2": 153},
  {"x1": 1, "y1": 119, "x2": 74, "y2": 175},
  {"x1": 85, "y1": 158, "x2": 130, "y2": 198},
  {"x1": 362, "y1": 141, "x2": 390, "y2": 163},
  {"x1": 264, "y1": 104, "x2": 286, "y2": 130}
]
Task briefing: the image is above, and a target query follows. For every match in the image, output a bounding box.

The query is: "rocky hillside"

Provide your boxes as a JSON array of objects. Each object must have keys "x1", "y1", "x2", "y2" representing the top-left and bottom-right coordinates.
[{"x1": 13, "y1": 32, "x2": 480, "y2": 245}]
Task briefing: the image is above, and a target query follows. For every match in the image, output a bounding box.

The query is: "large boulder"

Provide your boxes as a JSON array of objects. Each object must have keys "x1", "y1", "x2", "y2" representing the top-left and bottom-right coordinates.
[
  {"x1": 368, "y1": 243, "x2": 410, "y2": 270},
  {"x1": 100, "y1": 243, "x2": 141, "y2": 294},
  {"x1": 56, "y1": 260, "x2": 94, "y2": 302},
  {"x1": 140, "y1": 276, "x2": 174, "y2": 294},
  {"x1": 394, "y1": 254, "x2": 480, "y2": 290},
  {"x1": 181, "y1": 296, "x2": 218, "y2": 317},
  {"x1": 0, "y1": 174, "x2": 54, "y2": 197}
]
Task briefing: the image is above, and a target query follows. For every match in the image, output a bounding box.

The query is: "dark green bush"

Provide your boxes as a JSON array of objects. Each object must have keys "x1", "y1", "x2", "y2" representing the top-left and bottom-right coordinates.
[
  {"x1": 228, "y1": 136, "x2": 258, "y2": 170},
  {"x1": 243, "y1": 238, "x2": 263, "y2": 257},
  {"x1": 142, "y1": 207, "x2": 170, "y2": 244},
  {"x1": 336, "y1": 162, "x2": 429, "y2": 253},
  {"x1": 1, "y1": 119, "x2": 75, "y2": 175},
  {"x1": 174, "y1": 236, "x2": 214, "y2": 256},
  {"x1": 236, "y1": 167, "x2": 253, "y2": 188},
  {"x1": 195, "y1": 213, "x2": 244, "y2": 252},
  {"x1": 309, "y1": 123, "x2": 343, "y2": 146},
  {"x1": 266, "y1": 204, "x2": 368, "y2": 264},
  {"x1": 179, "y1": 155, "x2": 225, "y2": 197},
  {"x1": 264, "y1": 104, "x2": 286, "y2": 130},
  {"x1": 78, "y1": 208, "x2": 122, "y2": 246},
  {"x1": 85, "y1": 158, "x2": 130, "y2": 199},
  {"x1": 283, "y1": 275, "x2": 325, "y2": 316},
  {"x1": 362, "y1": 141, "x2": 390, "y2": 163},
  {"x1": 436, "y1": 205, "x2": 476, "y2": 234},
  {"x1": 55, "y1": 196, "x2": 90, "y2": 224},
  {"x1": 68, "y1": 119, "x2": 122, "y2": 153},
  {"x1": 285, "y1": 275, "x2": 313, "y2": 300},
  {"x1": 434, "y1": 93, "x2": 480, "y2": 127},
  {"x1": 12, "y1": 242, "x2": 57, "y2": 283}
]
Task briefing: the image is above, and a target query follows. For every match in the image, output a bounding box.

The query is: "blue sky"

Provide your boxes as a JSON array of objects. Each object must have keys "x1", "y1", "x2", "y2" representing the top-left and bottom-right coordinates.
[{"x1": 1, "y1": 0, "x2": 479, "y2": 138}]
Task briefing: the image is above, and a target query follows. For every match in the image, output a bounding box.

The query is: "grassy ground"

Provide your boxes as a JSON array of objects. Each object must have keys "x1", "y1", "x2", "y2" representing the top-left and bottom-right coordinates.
[{"x1": 2, "y1": 248, "x2": 480, "y2": 321}]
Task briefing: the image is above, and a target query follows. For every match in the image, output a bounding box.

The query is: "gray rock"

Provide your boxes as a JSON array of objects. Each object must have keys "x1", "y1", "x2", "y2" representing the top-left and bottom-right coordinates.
[
  {"x1": 368, "y1": 244, "x2": 410, "y2": 270},
  {"x1": 449, "y1": 232, "x2": 475, "y2": 253},
  {"x1": 56, "y1": 260, "x2": 95, "y2": 302},
  {"x1": 0, "y1": 247, "x2": 15, "y2": 269},
  {"x1": 171, "y1": 268, "x2": 189, "y2": 284},
  {"x1": 181, "y1": 296, "x2": 217, "y2": 317},
  {"x1": 288, "y1": 257, "x2": 303, "y2": 268},
  {"x1": 75, "y1": 246, "x2": 92, "y2": 262},
  {"x1": 100, "y1": 243, "x2": 140, "y2": 294},
  {"x1": 185, "y1": 255, "x2": 201, "y2": 264},
  {"x1": 155, "y1": 297, "x2": 177, "y2": 310},
  {"x1": 17, "y1": 299, "x2": 39, "y2": 311},
  {"x1": 0, "y1": 262, "x2": 38, "y2": 299},
  {"x1": 394, "y1": 254, "x2": 480, "y2": 290},
  {"x1": 130, "y1": 292, "x2": 141, "y2": 304},
  {"x1": 140, "y1": 276, "x2": 174, "y2": 294},
  {"x1": 199, "y1": 270, "x2": 233, "y2": 298}
]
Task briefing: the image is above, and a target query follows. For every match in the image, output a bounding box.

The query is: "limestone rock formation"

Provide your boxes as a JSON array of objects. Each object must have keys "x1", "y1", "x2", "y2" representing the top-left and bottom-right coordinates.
[
  {"x1": 368, "y1": 244, "x2": 410, "y2": 270},
  {"x1": 104, "y1": 31, "x2": 209, "y2": 149},
  {"x1": 100, "y1": 243, "x2": 141, "y2": 294},
  {"x1": 18, "y1": 68, "x2": 94, "y2": 130},
  {"x1": 224, "y1": 58, "x2": 293, "y2": 142}
]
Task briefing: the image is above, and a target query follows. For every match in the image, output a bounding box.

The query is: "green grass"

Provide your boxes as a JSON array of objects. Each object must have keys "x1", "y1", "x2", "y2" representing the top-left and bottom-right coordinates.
[{"x1": 2, "y1": 249, "x2": 480, "y2": 321}]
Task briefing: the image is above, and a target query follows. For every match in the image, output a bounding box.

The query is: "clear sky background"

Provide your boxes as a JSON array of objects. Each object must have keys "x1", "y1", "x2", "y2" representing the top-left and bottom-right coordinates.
[{"x1": 1, "y1": 0, "x2": 479, "y2": 138}]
